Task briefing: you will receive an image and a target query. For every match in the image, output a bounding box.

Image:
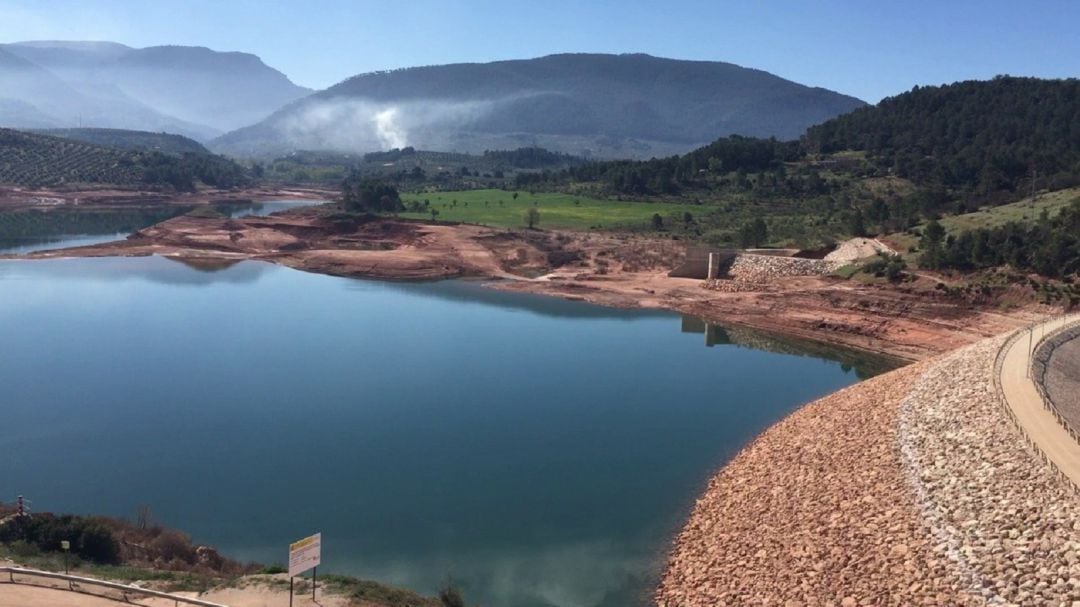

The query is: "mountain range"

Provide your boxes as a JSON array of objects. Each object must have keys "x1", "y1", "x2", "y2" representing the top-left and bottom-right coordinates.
[
  {"x1": 0, "y1": 44, "x2": 866, "y2": 159},
  {"x1": 0, "y1": 41, "x2": 310, "y2": 139},
  {"x1": 211, "y1": 53, "x2": 866, "y2": 159}
]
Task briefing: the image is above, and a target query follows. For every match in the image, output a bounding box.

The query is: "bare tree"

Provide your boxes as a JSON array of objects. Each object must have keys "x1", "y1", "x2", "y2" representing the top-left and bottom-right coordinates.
[{"x1": 136, "y1": 504, "x2": 153, "y2": 530}]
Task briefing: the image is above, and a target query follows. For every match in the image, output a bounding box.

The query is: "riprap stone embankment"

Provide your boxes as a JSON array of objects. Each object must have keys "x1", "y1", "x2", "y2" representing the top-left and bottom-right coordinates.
[
  {"x1": 901, "y1": 335, "x2": 1080, "y2": 605},
  {"x1": 658, "y1": 330, "x2": 1080, "y2": 605}
]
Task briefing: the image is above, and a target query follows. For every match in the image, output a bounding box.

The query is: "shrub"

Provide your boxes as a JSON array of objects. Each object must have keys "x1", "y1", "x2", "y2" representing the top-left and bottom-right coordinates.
[
  {"x1": 439, "y1": 583, "x2": 465, "y2": 607},
  {"x1": 150, "y1": 530, "x2": 195, "y2": 564},
  {"x1": 8, "y1": 539, "x2": 40, "y2": 558},
  {"x1": 861, "y1": 252, "x2": 907, "y2": 281},
  {"x1": 0, "y1": 513, "x2": 120, "y2": 564},
  {"x1": 78, "y1": 524, "x2": 121, "y2": 564}
]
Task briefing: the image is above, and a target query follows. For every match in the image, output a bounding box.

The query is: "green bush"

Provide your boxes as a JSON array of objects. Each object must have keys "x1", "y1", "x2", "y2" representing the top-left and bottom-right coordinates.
[
  {"x1": 8, "y1": 539, "x2": 40, "y2": 558},
  {"x1": 0, "y1": 513, "x2": 120, "y2": 565},
  {"x1": 861, "y1": 252, "x2": 907, "y2": 281},
  {"x1": 439, "y1": 583, "x2": 466, "y2": 607}
]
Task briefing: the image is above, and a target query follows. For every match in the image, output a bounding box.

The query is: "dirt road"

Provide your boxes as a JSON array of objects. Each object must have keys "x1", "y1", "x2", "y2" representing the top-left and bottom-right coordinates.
[
  {"x1": 0, "y1": 578, "x2": 351, "y2": 607},
  {"x1": 998, "y1": 313, "x2": 1080, "y2": 487}
]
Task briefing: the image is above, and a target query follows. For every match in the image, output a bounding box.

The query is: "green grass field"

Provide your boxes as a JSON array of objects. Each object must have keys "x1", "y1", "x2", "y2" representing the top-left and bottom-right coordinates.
[
  {"x1": 939, "y1": 186, "x2": 1080, "y2": 233},
  {"x1": 399, "y1": 189, "x2": 703, "y2": 230}
]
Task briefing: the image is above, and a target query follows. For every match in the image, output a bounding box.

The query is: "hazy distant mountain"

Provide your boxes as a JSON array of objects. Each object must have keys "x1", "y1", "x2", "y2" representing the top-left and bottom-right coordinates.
[
  {"x1": 0, "y1": 41, "x2": 312, "y2": 137},
  {"x1": 211, "y1": 53, "x2": 866, "y2": 159},
  {"x1": 0, "y1": 46, "x2": 218, "y2": 139}
]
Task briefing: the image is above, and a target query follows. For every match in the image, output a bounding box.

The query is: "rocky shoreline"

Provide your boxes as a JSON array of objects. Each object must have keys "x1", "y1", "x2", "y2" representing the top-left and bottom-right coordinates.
[{"x1": 657, "y1": 329, "x2": 1080, "y2": 605}]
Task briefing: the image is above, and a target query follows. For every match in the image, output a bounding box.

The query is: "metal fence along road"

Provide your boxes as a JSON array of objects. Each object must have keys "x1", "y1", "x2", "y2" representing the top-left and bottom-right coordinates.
[{"x1": 0, "y1": 566, "x2": 229, "y2": 607}]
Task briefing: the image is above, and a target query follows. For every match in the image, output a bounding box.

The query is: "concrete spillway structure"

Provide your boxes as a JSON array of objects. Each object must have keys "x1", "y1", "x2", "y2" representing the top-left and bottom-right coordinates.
[{"x1": 668, "y1": 246, "x2": 739, "y2": 279}]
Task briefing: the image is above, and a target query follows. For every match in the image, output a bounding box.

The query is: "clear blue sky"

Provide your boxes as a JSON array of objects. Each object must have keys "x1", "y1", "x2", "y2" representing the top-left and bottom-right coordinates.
[{"x1": 1, "y1": 0, "x2": 1077, "y2": 102}]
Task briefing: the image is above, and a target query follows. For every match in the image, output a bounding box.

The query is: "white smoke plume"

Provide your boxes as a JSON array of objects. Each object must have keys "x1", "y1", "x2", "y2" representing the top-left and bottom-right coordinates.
[
  {"x1": 279, "y1": 97, "x2": 494, "y2": 152},
  {"x1": 373, "y1": 107, "x2": 406, "y2": 149}
]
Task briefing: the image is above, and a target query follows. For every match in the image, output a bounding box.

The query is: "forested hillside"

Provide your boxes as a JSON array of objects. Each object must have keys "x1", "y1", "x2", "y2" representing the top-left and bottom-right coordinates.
[
  {"x1": 505, "y1": 77, "x2": 1080, "y2": 269},
  {"x1": 264, "y1": 146, "x2": 584, "y2": 185},
  {"x1": 554, "y1": 136, "x2": 804, "y2": 195},
  {"x1": 919, "y1": 200, "x2": 1080, "y2": 278},
  {"x1": 0, "y1": 128, "x2": 249, "y2": 190},
  {"x1": 32, "y1": 128, "x2": 209, "y2": 155},
  {"x1": 806, "y1": 77, "x2": 1080, "y2": 198}
]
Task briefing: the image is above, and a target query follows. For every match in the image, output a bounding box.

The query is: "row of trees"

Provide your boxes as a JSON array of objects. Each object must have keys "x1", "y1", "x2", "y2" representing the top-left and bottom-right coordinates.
[
  {"x1": 483, "y1": 147, "x2": 583, "y2": 169},
  {"x1": 919, "y1": 201, "x2": 1080, "y2": 278},
  {"x1": 140, "y1": 152, "x2": 251, "y2": 191},
  {"x1": 559, "y1": 135, "x2": 805, "y2": 195},
  {"x1": 0, "y1": 513, "x2": 120, "y2": 564},
  {"x1": 342, "y1": 174, "x2": 404, "y2": 212}
]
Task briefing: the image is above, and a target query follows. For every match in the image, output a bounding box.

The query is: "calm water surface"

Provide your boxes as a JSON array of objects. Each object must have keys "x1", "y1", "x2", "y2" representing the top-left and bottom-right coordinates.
[
  {"x1": 0, "y1": 200, "x2": 325, "y2": 255},
  {"x1": 0, "y1": 257, "x2": 884, "y2": 607},
  {"x1": 221, "y1": 199, "x2": 323, "y2": 218},
  {"x1": 0, "y1": 232, "x2": 131, "y2": 255}
]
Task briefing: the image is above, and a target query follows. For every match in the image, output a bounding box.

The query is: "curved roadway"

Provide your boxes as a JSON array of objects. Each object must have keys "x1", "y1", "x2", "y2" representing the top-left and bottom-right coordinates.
[{"x1": 998, "y1": 313, "x2": 1080, "y2": 488}]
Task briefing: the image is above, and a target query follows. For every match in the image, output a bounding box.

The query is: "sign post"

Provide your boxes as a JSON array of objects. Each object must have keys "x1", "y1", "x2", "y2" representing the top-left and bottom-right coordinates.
[
  {"x1": 61, "y1": 539, "x2": 71, "y2": 588},
  {"x1": 287, "y1": 533, "x2": 321, "y2": 607}
]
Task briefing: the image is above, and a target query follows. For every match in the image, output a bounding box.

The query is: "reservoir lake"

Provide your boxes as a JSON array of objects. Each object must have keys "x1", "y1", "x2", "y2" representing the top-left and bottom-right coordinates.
[
  {"x1": 0, "y1": 255, "x2": 887, "y2": 607},
  {"x1": 0, "y1": 199, "x2": 321, "y2": 255}
]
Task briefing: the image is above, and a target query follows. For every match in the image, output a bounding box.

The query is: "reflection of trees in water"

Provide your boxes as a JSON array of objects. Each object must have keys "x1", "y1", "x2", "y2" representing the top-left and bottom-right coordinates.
[
  {"x1": 680, "y1": 314, "x2": 902, "y2": 379},
  {"x1": 0, "y1": 207, "x2": 191, "y2": 249}
]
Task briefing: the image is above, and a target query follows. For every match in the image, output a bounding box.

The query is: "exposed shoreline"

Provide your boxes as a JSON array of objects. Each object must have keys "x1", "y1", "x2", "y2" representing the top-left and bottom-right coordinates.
[
  {"x1": 4, "y1": 201, "x2": 1071, "y2": 604},
  {"x1": 3, "y1": 205, "x2": 1044, "y2": 362},
  {"x1": 0, "y1": 184, "x2": 336, "y2": 212}
]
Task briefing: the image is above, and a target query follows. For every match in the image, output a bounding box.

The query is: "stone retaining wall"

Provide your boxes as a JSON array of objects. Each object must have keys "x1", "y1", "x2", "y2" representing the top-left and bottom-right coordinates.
[
  {"x1": 671, "y1": 250, "x2": 839, "y2": 282},
  {"x1": 727, "y1": 253, "x2": 838, "y2": 283}
]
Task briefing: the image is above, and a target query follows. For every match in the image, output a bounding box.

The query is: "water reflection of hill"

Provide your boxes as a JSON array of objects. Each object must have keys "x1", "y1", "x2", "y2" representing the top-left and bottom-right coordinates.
[
  {"x1": 386, "y1": 281, "x2": 901, "y2": 377},
  {"x1": 680, "y1": 315, "x2": 903, "y2": 379},
  {"x1": 0, "y1": 207, "x2": 189, "y2": 253},
  {"x1": 374, "y1": 278, "x2": 674, "y2": 321}
]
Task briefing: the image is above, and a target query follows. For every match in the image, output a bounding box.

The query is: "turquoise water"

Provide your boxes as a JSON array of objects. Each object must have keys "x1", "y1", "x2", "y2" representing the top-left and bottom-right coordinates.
[{"x1": 0, "y1": 257, "x2": 878, "y2": 607}]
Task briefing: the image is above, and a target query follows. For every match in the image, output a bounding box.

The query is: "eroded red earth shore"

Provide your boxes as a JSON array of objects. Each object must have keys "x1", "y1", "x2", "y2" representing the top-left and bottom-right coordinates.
[{"x1": 8, "y1": 203, "x2": 1043, "y2": 361}]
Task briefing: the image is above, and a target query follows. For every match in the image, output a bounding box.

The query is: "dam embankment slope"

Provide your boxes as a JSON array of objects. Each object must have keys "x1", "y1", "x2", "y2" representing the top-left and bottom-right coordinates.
[{"x1": 658, "y1": 320, "x2": 1080, "y2": 605}]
